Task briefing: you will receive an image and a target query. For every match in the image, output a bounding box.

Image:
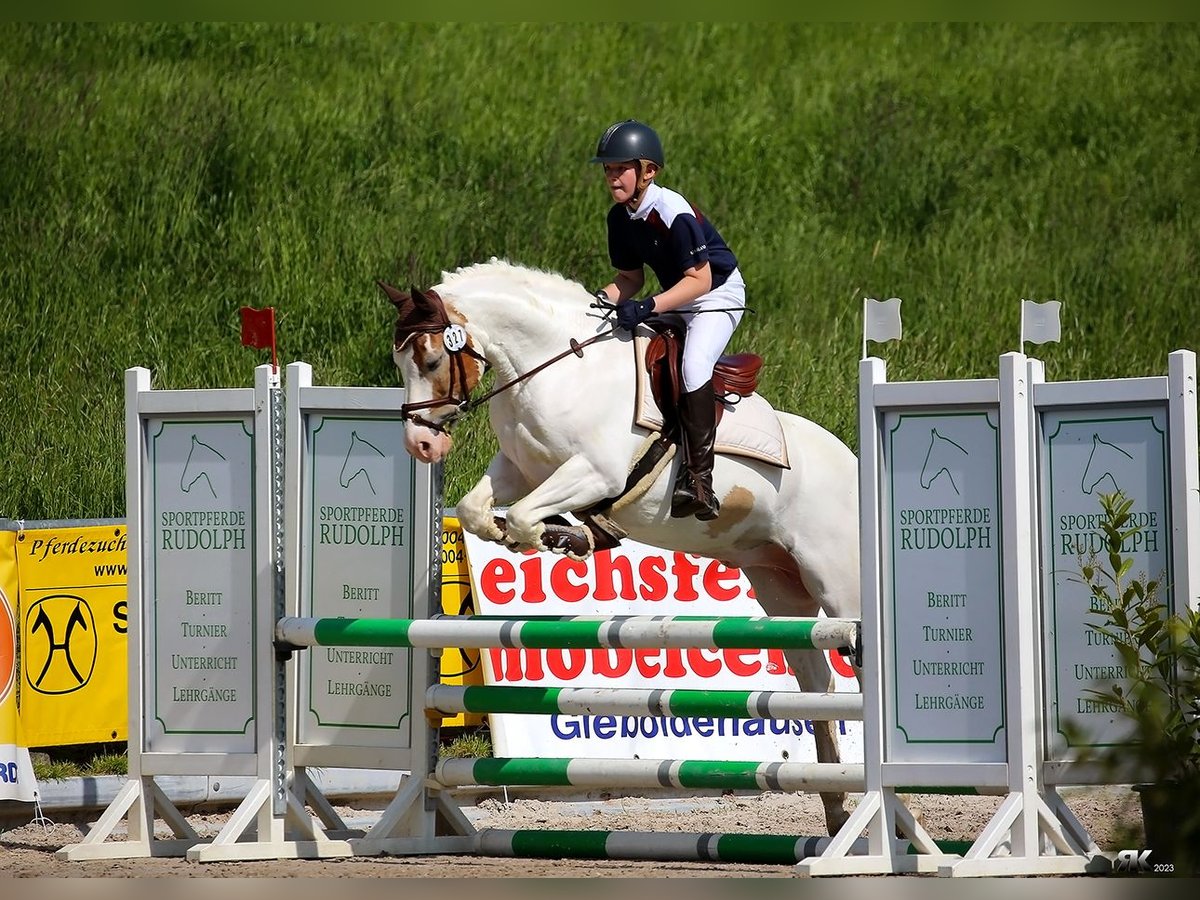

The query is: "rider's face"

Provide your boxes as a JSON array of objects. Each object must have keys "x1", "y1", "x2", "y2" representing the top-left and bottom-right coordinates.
[{"x1": 603, "y1": 160, "x2": 642, "y2": 205}]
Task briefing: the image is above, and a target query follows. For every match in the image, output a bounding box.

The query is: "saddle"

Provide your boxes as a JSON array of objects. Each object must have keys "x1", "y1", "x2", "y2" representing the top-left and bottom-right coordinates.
[{"x1": 642, "y1": 316, "x2": 764, "y2": 440}]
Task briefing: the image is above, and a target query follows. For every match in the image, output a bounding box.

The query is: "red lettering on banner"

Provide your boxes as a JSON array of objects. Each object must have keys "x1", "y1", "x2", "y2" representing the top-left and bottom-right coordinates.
[
  {"x1": 593, "y1": 551, "x2": 637, "y2": 601},
  {"x1": 724, "y1": 648, "x2": 761, "y2": 677},
  {"x1": 828, "y1": 648, "x2": 855, "y2": 678},
  {"x1": 518, "y1": 554, "x2": 547, "y2": 602},
  {"x1": 481, "y1": 558, "x2": 517, "y2": 604},
  {"x1": 671, "y1": 554, "x2": 701, "y2": 601},
  {"x1": 662, "y1": 647, "x2": 688, "y2": 677},
  {"x1": 545, "y1": 648, "x2": 585, "y2": 679},
  {"x1": 687, "y1": 647, "x2": 721, "y2": 677},
  {"x1": 474, "y1": 543, "x2": 765, "y2": 607},
  {"x1": 489, "y1": 647, "x2": 545, "y2": 680},
  {"x1": 635, "y1": 647, "x2": 662, "y2": 678},
  {"x1": 593, "y1": 648, "x2": 632, "y2": 678},
  {"x1": 486, "y1": 646, "x2": 816, "y2": 684},
  {"x1": 548, "y1": 557, "x2": 589, "y2": 602},
  {"x1": 702, "y1": 561, "x2": 741, "y2": 601},
  {"x1": 638, "y1": 555, "x2": 669, "y2": 600}
]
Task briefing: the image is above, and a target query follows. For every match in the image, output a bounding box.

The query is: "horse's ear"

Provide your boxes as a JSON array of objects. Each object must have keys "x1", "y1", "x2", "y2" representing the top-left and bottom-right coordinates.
[
  {"x1": 377, "y1": 279, "x2": 409, "y2": 307},
  {"x1": 409, "y1": 285, "x2": 440, "y2": 315}
]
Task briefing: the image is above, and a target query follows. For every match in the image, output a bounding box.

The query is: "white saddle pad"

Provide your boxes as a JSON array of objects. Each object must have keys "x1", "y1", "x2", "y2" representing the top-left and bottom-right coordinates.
[{"x1": 633, "y1": 334, "x2": 790, "y2": 469}]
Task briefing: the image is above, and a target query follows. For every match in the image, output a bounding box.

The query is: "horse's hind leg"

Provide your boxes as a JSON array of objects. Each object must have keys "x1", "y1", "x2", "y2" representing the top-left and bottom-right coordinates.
[{"x1": 742, "y1": 563, "x2": 850, "y2": 836}]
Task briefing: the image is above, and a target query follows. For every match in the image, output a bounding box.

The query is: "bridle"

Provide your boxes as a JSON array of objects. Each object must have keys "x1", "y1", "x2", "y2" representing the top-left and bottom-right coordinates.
[{"x1": 394, "y1": 287, "x2": 616, "y2": 435}]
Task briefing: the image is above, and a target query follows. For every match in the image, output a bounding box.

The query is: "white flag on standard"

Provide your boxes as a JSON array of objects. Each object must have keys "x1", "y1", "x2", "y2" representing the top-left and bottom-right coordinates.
[
  {"x1": 863, "y1": 297, "x2": 903, "y2": 353},
  {"x1": 1021, "y1": 299, "x2": 1062, "y2": 346}
]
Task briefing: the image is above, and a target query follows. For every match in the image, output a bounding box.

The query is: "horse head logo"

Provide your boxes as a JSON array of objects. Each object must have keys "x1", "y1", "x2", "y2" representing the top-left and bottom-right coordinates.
[
  {"x1": 180, "y1": 435, "x2": 227, "y2": 499},
  {"x1": 339, "y1": 430, "x2": 386, "y2": 495},
  {"x1": 919, "y1": 428, "x2": 969, "y2": 496},
  {"x1": 1081, "y1": 433, "x2": 1135, "y2": 495}
]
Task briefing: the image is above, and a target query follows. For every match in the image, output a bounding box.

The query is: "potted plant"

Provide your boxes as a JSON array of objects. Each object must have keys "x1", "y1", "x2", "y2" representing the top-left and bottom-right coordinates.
[{"x1": 1074, "y1": 490, "x2": 1200, "y2": 875}]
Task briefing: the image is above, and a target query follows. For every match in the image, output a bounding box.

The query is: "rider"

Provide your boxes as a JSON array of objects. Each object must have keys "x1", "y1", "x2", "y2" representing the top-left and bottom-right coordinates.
[{"x1": 590, "y1": 119, "x2": 746, "y2": 521}]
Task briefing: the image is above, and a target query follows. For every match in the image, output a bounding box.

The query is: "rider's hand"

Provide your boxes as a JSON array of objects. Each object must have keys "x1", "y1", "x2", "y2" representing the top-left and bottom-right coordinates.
[{"x1": 615, "y1": 297, "x2": 656, "y2": 331}]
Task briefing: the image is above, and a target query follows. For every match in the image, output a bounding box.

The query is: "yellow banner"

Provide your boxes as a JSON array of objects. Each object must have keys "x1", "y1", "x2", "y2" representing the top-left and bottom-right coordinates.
[
  {"x1": 438, "y1": 517, "x2": 484, "y2": 728},
  {"x1": 1, "y1": 529, "x2": 38, "y2": 800},
  {"x1": 10, "y1": 519, "x2": 481, "y2": 747},
  {"x1": 15, "y1": 524, "x2": 129, "y2": 746}
]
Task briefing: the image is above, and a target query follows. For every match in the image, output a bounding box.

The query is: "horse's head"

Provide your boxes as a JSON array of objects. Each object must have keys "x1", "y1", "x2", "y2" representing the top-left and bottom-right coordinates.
[{"x1": 379, "y1": 280, "x2": 487, "y2": 463}]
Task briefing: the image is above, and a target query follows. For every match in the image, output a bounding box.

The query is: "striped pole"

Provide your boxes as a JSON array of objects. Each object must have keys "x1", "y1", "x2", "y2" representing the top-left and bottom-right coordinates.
[
  {"x1": 426, "y1": 684, "x2": 864, "y2": 721},
  {"x1": 435, "y1": 757, "x2": 866, "y2": 792},
  {"x1": 474, "y1": 828, "x2": 973, "y2": 864},
  {"x1": 276, "y1": 615, "x2": 859, "y2": 652}
]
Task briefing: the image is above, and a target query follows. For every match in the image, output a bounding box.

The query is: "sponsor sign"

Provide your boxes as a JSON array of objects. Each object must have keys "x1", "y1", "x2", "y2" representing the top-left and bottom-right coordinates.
[
  {"x1": 438, "y1": 517, "x2": 483, "y2": 728},
  {"x1": 462, "y1": 529, "x2": 862, "y2": 762},
  {"x1": 883, "y1": 412, "x2": 1007, "y2": 763},
  {"x1": 144, "y1": 419, "x2": 258, "y2": 753},
  {"x1": 13, "y1": 524, "x2": 128, "y2": 745},
  {"x1": 295, "y1": 415, "x2": 419, "y2": 750},
  {"x1": 1041, "y1": 409, "x2": 1170, "y2": 755},
  {"x1": 0, "y1": 530, "x2": 37, "y2": 802}
]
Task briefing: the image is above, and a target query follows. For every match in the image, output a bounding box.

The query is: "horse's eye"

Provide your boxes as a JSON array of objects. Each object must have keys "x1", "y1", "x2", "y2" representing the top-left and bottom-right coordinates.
[{"x1": 424, "y1": 354, "x2": 443, "y2": 374}]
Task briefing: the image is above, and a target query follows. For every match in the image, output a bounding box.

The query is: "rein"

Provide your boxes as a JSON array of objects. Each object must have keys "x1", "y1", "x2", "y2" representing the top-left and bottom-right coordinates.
[
  {"x1": 400, "y1": 295, "x2": 751, "y2": 434},
  {"x1": 400, "y1": 312, "x2": 617, "y2": 434}
]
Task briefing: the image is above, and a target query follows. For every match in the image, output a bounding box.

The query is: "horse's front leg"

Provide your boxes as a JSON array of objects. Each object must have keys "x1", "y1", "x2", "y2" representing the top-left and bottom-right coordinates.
[
  {"x1": 457, "y1": 451, "x2": 532, "y2": 545},
  {"x1": 504, "y1": 453, "x2": 624, "y2": 549}
]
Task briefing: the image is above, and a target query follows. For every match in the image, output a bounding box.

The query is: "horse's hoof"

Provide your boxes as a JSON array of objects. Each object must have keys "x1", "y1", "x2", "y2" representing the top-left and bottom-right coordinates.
[{"x1": 539, "y1": 523, "x2": 594, "y2": 561}]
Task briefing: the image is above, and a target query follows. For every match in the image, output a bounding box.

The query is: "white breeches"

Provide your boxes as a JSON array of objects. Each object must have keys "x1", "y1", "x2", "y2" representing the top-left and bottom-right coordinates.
[{"x1": 678, "y1": 267, "x2": 746, "y2": 392}]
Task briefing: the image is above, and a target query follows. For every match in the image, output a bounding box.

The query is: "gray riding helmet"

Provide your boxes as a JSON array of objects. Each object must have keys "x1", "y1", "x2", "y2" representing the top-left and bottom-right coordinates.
[{"x1": 590, "y1": 119, "x2": 665, "y2": 167}]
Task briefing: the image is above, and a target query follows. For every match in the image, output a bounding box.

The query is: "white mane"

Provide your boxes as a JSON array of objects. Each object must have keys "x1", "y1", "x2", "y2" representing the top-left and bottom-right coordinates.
[{"x1": 437, "y1": 258, "x2": 593, "y2": 319}]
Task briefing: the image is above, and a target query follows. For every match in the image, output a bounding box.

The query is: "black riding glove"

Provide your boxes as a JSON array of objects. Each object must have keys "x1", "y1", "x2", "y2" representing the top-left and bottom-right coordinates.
[{"x1": 615, "y1": 297, "x2": 656, "y2": 331}]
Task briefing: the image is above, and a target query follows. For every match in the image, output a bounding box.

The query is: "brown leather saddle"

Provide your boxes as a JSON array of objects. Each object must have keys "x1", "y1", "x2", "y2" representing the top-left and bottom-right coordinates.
[{"x1": 643, "y1": 317, "x2": 763, "y2": 440}]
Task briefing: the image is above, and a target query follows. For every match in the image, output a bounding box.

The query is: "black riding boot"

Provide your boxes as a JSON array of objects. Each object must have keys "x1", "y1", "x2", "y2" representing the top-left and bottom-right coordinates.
[{"x1": 670, "y1": 381, "x2": 721, "y2": 521}]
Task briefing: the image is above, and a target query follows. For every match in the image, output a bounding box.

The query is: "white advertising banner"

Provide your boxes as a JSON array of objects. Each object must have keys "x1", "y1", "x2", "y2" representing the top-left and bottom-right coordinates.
[{"x1": 462, "y1": 529, "x2": 862, "y2": 763}]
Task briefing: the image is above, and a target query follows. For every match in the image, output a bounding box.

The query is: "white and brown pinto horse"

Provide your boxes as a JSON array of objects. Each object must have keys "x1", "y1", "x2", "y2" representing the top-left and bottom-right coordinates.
[{"x1": 382, "y1": 259, "x2": 860, "y2": 834}]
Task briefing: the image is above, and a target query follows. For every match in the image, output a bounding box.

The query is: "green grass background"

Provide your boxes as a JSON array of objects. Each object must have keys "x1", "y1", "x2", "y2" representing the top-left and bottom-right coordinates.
[{"x1": 2, "y1": 22, "x2": 1196, "y2": 518}]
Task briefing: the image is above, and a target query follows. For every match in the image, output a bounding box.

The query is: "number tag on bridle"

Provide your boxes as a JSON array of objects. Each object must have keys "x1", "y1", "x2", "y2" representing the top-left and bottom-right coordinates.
[{"x1": 443, "y1": 324, "x2": 468, "y2": 352}]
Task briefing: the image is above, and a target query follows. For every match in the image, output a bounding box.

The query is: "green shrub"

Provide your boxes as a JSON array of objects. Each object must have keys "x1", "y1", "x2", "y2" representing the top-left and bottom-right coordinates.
[{"x1": 1076, "y1": 490, "x2": 1200, "y2": 872}]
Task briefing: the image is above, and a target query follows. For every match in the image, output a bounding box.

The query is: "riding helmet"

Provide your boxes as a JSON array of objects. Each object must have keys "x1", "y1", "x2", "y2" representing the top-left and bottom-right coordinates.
[{"x1": 590, "y1": 120, "x2": 665, "y2": 167}]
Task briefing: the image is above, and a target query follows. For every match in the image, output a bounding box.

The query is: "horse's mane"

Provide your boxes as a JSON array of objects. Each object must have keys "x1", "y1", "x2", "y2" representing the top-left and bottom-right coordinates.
[{"x1": 437, "y1": 258, "x2": 593, "y2": 319}]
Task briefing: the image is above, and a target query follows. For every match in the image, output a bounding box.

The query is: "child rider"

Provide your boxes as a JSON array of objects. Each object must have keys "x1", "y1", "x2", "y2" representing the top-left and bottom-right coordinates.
[{"x1": 590, "y1": 119, "x2": 746, "y2": 522}]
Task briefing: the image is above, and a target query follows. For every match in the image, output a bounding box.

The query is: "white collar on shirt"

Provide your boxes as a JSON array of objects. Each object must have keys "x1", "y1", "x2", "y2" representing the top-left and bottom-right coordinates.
[{"x1": 628, "y1": 181, "x2": 663, "y2": 221}]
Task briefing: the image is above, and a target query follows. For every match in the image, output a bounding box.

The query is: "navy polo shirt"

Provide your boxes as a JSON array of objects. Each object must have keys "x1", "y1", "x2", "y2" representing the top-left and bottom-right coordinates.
[{"x1": 606, "y1": 182, "x2": 738, "y2": 292}]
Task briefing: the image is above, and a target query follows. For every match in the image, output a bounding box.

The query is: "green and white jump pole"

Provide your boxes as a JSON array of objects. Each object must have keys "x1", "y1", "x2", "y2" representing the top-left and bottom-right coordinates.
[
  {"x1": 425, "y1": 684, "x2": 863, "y2": 721},
  {"x1": 474, "y1": 828, "x2": 973, "y2": 865},
  {"x1": 276, "y1": 614, "x2": 860, "y2": 654},
  {"x1": 435, "y1": 756, "x2": 866, "y2": 793}
]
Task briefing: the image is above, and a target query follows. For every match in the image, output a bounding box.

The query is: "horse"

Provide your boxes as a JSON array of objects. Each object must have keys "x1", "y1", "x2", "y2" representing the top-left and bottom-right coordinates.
[
  {"x1": 381, "y1": 258, "x2": 860, "y2": 835},
  {"x1": 919, "y1": 427, "x2": 969, "y2": 496},
  {"x1": 180, "y1": 434, "x2": 226, "y2": 499},
  {"x1": 1080, "y1": 432, "x2": 1134, "y2": 496}
]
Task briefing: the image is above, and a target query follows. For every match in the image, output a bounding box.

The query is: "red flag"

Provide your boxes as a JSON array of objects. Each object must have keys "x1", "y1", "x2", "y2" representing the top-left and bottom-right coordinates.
[{"x1": 240, "y1": 306, "x2": 277, "y2": 370}]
